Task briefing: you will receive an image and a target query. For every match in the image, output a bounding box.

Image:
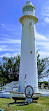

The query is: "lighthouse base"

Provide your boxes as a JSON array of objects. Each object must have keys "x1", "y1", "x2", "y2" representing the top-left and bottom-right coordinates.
[{"x1": 11, "y1": 92, "x2": 40, "y2": 103}]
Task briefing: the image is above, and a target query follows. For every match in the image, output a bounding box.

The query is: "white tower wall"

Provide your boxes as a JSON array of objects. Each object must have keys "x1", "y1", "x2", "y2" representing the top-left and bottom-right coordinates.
[{"x1": 19, "y1": 1, "x2": 38, "y2": 93}]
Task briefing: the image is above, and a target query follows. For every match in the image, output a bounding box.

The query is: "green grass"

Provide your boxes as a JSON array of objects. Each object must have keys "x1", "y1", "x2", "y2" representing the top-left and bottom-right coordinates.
[{"x1": 0, "y1": 97, "x2": 49, "y2": 111}]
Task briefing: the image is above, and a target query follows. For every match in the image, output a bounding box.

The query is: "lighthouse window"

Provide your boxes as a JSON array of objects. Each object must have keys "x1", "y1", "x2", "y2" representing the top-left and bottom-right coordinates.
[
  {"x1": 30, "y1": 51, "x2": 32, "y2": 54},
  {"x1": 23, "y1": 6, "x2": 33, "y2": 12},
  {"x1": 29, "y1": 22, "x2": 32, "y2": 25}
]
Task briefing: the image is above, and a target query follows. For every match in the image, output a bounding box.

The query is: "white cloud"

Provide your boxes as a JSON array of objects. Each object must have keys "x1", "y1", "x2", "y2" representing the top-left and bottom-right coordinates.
[
  {"x1": 0, "y1": 31, "x2": 49, "y2": 58},
  {"x1": 37, "y1": 41, "x2": 49, "y2": 47},
  {"x1": 35, "y1": 32, "x2": 49, "y2": 58},
  {"x1": 39, "y1": 51, "x2": 49, "y2": 58},
  {"x1": 0, "y1": 45, "x2": 7, "y2": 51},
  {"x1": 36, "y1": 31, "x2": 49, "y2": 42},
  {"x1": 0, "y1": 44, "x2": 21, "y2": 52},
  {"x1": 0, "y1": 53, "x2": 12, "y2": 58},
  {"x1": 36, "y1": 41, "x2": 49, "y2": 53},
  {"x1": 0, "y1": 34, "x2": 8, "y2": 36},
  {"x1": 0, "y1": 39, "x2": 21, "y2": 44},
  {"x1": 0, "y1": 24, "x2": 22, "y2": 40},
  {"x1": 40, "y1": 1, "x2": 49, "y2": 17},
  {"x1": 0, "y1": 24, "x2": 9, "y2": 31},
  {"x1": 35, "y1": 32, "x2": 46, "y2": 41},
  {"x1": 0, "y1": 23, "x2": 21, "y2": 32},
  {"x1": 44, "y1": 17, "x2": 49, "y2": 23},
  {"x1": 0, "y1": 52, "x2": 20, "y2": 58},
  {"x1": 1, "y1": 24, "x2": 5, "y2": 28},
  {"x1": 40, "y1": 1, "x2": 49, "y2": 23}
]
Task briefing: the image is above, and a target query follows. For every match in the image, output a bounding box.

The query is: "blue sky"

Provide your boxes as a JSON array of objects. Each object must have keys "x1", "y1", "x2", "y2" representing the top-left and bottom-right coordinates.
[{"x1": 0, "y1": 0, "x2": 49, "y2": 61}]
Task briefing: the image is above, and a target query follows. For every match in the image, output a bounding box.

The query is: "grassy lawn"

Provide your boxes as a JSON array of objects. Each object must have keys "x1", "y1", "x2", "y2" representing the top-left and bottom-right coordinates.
[{"x1": 0, "y1": 97, "x2": 49, "y2": 111}]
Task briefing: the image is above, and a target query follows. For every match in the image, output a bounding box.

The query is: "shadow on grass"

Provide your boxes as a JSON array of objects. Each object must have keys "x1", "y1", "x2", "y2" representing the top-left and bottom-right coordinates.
[{"x1": 7, "y1": 101, "x2": 38, "y2": 106}]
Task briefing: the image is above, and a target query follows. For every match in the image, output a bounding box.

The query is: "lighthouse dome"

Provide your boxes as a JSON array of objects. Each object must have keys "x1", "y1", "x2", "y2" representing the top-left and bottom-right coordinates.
[
  {"x1": 22, "y1": 1, "x2": 35, "y2": 16},
  {"x1": 26, "y1": 1, "x2": 32, "y2": 5}
]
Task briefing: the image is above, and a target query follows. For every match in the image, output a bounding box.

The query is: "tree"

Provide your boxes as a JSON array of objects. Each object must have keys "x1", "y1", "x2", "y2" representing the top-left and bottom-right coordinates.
[
  {"x1": 2, "y1": 55, "x2": 20, "y2": 82},
  {"x1": 0, "y1": 62, "x2": 8, "y2": 84},
  {"x1": 37, "y1": 54, "x2": 49, "y2": 80},
  {"x1": 0, "y1": 54, "x2": 49, "y2": 84},
  {"x1": 12, "y1": 55, "x2": 20, "y2": 81}
]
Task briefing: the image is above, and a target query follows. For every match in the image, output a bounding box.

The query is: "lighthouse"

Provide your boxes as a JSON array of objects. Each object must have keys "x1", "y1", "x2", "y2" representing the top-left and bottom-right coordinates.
[{"x1": 19, "y1": 1, "x2": 38, "y2": 93}]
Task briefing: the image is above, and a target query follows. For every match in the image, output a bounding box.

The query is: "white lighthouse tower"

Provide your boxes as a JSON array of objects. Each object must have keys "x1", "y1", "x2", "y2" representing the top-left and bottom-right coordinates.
[{"x1": 19, "y1": 1, "x2": 38, "y2": 93}]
